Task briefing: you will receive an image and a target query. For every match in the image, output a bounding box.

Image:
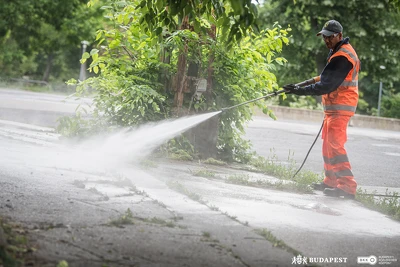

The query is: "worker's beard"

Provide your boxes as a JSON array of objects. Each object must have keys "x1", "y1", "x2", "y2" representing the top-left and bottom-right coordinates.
[{"x1": 324, "y1": 41, "x2": 333, "y2": 50}]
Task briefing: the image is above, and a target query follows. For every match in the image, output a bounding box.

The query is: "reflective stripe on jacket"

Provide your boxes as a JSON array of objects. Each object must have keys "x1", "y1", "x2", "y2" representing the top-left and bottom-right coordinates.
[{"x1": 322, "y1": 43, "x2": 360, "y2": 116}]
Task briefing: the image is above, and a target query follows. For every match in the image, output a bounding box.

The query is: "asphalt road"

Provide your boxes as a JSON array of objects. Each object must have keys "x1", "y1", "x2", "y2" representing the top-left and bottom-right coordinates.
[
  {"x1": 1, "y1": 87, "x2": 399, "y2": 189},
  {"x1": 245, "y1": 117, "x2": 400, "y2": 188}
]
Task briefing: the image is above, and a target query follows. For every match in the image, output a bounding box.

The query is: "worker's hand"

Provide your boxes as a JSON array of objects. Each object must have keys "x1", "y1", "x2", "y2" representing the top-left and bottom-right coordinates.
[{"x1": 283, "y1": 84, "x2": 300, "y2": 94}]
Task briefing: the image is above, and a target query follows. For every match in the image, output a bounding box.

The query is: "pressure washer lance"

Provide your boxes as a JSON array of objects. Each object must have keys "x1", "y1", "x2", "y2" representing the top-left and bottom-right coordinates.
[
  {"x1": 220, "y1": 89, "x2": 286, "y2": 112},
  {"x1": 221, "y1": 77, "x2": 320, "y2": 112},
  {"x1": 220, "y1": 76, "x2": 322, "y2": 179}
]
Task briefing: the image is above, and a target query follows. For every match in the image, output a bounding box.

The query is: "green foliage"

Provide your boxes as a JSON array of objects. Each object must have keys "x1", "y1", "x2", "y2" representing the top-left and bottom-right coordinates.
[
  {"x1": 0, "y1": 218, "x2": 32, "y2": 267},
  {"x1": 134, "y1": 0, "x2": 260, "y2": 49},
  {"x1": 156, "y1": 136, "x2": 196, "y2": 160},
  {"x1": 0, "y1": 0, "x2": 104, "y2": 84},
  {"x1": 227, "y1": 174, "x2": 251, "y2": 185},
  {"x1": 249, "y1": 149, "x2": 322, "y2": 189},
  {"x1": 66, "y1": 0, "x2": 289, "y2": 162},
  {"x1": 258, "y1": 0, "x2": 400, "y2": 118},
  {"x1": 382, "y1": 93, "x2": 400, "y2": 119},
  {"x1": 202, "y1": 158, "x2": 227, "y2": 166},
  {"x1": 256, "y1": 229, "x2": 301, "y2": 255},
  {"x1": 192, "y1": 169, "x2": 216, "y2": 178},
  {"x1": 356, "y1": 189, "x2": 400, "y2": 221},
  {"x1": 56, "y1": 114, "x2": 91, "y2": 138},
  {"x1": 56, "y1": 261, "x2": 69, "y2": 267},
  {"x1": 109, "y1": 208, "x2": 135, "y2": 226}
]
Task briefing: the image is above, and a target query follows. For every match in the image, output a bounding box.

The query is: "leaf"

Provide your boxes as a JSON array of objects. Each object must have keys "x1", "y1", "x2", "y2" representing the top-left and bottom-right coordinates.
[
  {"x1": 92, "y1": 53, "x2": 99, "y2": 61},
  {"x1": 93, "y1": 66, "x2": 99, "y2": 74},
  {"x1": 268, "y1": 110, "x2": 277, "y2": 120},
  {"x1": 90, "y1": 49, "x2": 99, "y2": 56},
  {"x1": 82, "y1": 52, "x2": 90, "y2": 60},
  {"x1": 96, "y1": 31, "x2": 103, "y2": 41}
]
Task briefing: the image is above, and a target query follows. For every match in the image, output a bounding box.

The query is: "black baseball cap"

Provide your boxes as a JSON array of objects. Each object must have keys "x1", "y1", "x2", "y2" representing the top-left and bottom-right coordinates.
[{"x1": 316, "y1": 20, "x2": 343, "y2": 36}]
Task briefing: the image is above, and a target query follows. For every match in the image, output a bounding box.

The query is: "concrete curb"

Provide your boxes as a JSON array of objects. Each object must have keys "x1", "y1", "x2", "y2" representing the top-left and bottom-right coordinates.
[{"x1": 254, "y1": 105, "x2": 400, "y2": 131}]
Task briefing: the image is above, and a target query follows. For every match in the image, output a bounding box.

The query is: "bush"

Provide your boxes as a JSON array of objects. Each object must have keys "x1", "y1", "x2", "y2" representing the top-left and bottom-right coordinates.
[{"x1": 382, "y1": 93, "x2": 400, "y2": 119}]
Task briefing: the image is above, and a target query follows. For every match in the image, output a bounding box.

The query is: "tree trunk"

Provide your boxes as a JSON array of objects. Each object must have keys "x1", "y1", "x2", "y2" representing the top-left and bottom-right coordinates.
[
  {"x1": 205, "y1": 24, "x2": 216, "y2": 104},
  {"x1": 185, "y1": 23, "x2": 219, "y2": 159},
  {"x1": 160, "y1": 47, "x2": 171, "y2": 94},
  {"x1": 173, "y1": 16, "x2": 189, "y2": 112},
  {"x1": 42, "y1": 53, "x2": 54, "y2": 82}
]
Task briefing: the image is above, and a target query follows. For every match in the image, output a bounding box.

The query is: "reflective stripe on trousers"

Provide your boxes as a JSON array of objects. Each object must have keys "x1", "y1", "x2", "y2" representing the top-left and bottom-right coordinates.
[{"x1": 322, "y1": 114, "x2": 357, "y2": 195}]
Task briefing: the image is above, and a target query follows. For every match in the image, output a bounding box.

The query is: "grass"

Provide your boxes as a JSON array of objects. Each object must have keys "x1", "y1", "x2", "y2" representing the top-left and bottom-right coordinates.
[
  {"x1": 108, "y1": 209, "x2": 135, "y2": 227},
  {"x1": 202, "y1": 158, "x2": 227, "y2": 166},
  {"x1": 356, "y1": 188, "x2": 400, "y2": 221},
  {"x1": 139, "y1": 159, "x2": 158, "y2": 169},
  {"x1": 0, "y1": 217, "x2": 34, "y2": 267},
  {"x1": 56, "y1": 260, "x2": 69, "y2": 267},
  {"x1": 255, "y1": 229, "x2": 301, "y2": 256},
  {"x1": 192, "y1": 168, "x2": 217, "y2": 178},
  {"x1": 226, "y1": 172, "x2": 315, "y2": 194},
  {"x1": 202, "y1": 231, "x2": 211, "y2": 238},
  {"x1": 108, "y1": 209, "x2": 179, "y2": 228},
  {"x1": 168, "y1": 149, "x2": 194, "y2": 161},
  {"x1": 139, "y1": 217, "x2": 176, "y2": 228},
  {"x1": 227, "y1": 174, "x2": 252, "y2": 186},
  {"x1": 246, "y1": 151, "x2": 322, "y2": 193},
  {"x1": 167, "y1": 180, "x2": 205, "y2": 203}
]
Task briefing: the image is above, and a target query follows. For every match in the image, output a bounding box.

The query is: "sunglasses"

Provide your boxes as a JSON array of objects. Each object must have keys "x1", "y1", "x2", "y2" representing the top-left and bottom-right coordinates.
[{"x1": 322, "y1": 33, "x2": 339, "y2": 40}]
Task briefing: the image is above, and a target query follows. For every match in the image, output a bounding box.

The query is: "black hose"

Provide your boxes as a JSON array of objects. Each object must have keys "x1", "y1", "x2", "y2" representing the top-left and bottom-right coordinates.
[{"x1": 292, "y1": 118, "x2": 324, "y2": 179}]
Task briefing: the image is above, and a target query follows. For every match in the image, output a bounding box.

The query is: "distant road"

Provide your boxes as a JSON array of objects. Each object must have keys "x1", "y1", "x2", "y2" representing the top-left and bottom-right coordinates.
[
  {"x1": 0, "y1": 88, "x2": 91, "y2": 126},
  {"x1": 245, "y1": 116, "x2": 400, "y2": 189}
]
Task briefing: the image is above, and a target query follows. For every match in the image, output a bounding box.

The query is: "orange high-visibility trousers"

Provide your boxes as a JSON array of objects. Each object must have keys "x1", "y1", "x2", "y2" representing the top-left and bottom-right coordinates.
[{"x1": 322, "y1": 114, "x2": 357, "y2": 195}]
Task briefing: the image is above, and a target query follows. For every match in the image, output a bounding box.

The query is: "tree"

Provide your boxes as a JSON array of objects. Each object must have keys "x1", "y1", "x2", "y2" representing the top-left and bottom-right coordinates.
[
  {"x1": 68, "y1": 0, "x2": 289, "y2": 161},
  {"x1": 258, "y1": 0, "x2": 400, "y2": 117},
  {"x1": 0, "y1": 0, "x2": 103, "y2": 83}
]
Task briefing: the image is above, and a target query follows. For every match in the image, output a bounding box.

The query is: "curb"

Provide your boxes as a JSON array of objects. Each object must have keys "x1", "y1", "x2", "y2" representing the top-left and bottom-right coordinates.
[{"x1": 254, "y1": 106, "x2": 400, "y2": 132}]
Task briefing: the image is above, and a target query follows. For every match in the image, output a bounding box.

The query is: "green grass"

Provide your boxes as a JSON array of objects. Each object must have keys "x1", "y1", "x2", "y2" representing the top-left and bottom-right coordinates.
[
  {"x1": 202, "y1": 158, "x2": 227, "y2": 166},
  {"x1": 356, "y1": 188, "x2": 400, "y2": 221},
  {"x1": 139, "y1": 217, "x2": 176, "y2": 228},
  {"x1": 167, "y1": 180, "x2": 204, "y2": 203},
  {"x1": 226, "y1": 171, "x2": 315, "y2": 194},
  {"x1": 192, "y1": 168, "x2": 217, "y2": 178},
  {"x1": 168, "y1": 149, "x2": 194, "y2": 161},
  {"x1": 108, "y1": 209, "x2": 135, "y2": 227},
  {"x1": 255, "y1": 229, "x2": 301, "y2": 256},
  {"x1": 139, "y1": 159, "x2": 158, "y2": 169},
  {"x1": 0, "y1": 217, "x2": 33, "y2": 267},
  {"x1": 247, "y1": 151, "x2": 322, "y2": 193}
]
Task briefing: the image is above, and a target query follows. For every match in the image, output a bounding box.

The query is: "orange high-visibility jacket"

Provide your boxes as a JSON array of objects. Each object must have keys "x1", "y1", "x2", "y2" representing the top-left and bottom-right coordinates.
[{"x1": 322, "y1": 43, "x2": 360, "y2": 116}]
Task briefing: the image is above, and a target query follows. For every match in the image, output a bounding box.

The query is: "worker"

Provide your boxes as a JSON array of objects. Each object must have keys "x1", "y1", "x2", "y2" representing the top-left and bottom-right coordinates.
[{"x1": 283, "y1": 20, "x2": 360, "y2": 199}]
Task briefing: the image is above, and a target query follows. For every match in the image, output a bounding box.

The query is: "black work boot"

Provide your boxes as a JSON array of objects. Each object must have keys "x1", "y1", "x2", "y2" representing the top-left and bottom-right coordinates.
[
  {"x1": 312, "y1": 182, "x2": 334, "y2": 191},
  {"x1": 323, "y1": 188, "x2": 355, "y2": 199}
]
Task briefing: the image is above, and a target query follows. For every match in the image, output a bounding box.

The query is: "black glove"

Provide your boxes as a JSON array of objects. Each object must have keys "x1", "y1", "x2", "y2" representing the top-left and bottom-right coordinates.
[{"x1": 283, "y1": 84, "x2": 300, "y2": 94}]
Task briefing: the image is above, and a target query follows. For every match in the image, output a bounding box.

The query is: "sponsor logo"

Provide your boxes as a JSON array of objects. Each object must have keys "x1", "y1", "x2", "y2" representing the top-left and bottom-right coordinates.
[
  {"x1": 357, "y1": 255, "x2": 398, "y2": 265},
  {"x1": 357, "y1": 256, "x2": 377, "y2": 265}
]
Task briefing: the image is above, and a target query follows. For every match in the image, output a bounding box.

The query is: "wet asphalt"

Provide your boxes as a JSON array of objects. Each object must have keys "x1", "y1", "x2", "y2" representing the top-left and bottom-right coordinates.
[{"x1": 1, "y1": 88, "x2": 400, "y2": 266}]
